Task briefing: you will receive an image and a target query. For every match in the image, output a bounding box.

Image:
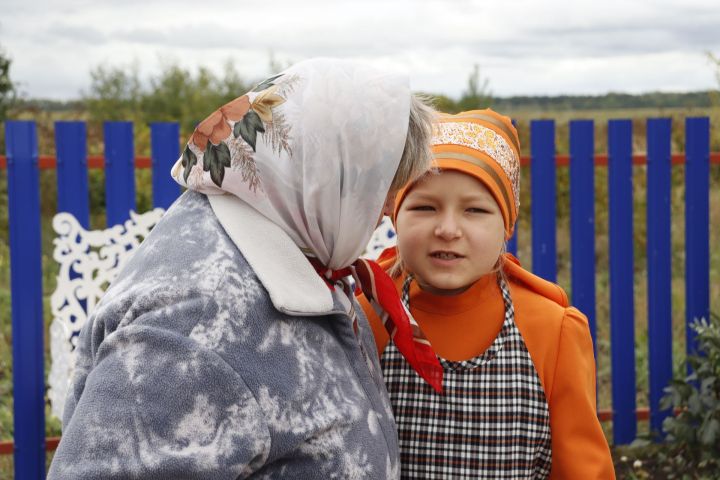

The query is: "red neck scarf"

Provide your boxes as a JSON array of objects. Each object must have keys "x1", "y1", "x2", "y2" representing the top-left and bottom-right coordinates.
[{"x1": 308, "y1": 256, "x2": 444, "y2": 394}]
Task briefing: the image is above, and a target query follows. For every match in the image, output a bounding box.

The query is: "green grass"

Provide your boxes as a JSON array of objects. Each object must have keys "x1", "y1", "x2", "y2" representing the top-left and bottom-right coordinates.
[
  {"x1": 0, "y1": 451, "x2": 54, "y2": 479},
  {"x1": 0, "y1": 105, "x2": 718, "y2": 477}
]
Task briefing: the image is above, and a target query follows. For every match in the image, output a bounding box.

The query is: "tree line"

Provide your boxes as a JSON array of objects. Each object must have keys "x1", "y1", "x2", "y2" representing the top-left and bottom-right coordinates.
[{"x1": 1, "y1": 49, "x2": 719, "y2": 133}]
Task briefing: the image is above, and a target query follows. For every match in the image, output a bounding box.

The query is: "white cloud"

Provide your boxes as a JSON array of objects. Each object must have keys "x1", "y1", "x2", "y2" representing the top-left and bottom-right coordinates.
[{"x1": 1, "y1": 0, "x2": 719, "y2": 99}]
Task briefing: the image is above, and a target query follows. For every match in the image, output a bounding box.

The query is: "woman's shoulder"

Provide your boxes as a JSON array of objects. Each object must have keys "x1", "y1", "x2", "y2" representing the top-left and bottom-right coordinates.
[{"x1": 90, "y1": 192, "x2": 269, "y2": 342}]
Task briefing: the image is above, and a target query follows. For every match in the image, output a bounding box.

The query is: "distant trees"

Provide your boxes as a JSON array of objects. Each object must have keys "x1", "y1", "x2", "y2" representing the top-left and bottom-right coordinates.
[
  {"x1": 457, "y1": 64, "x2": 493, "y2": 111},
  {"x1": 425, "y1": 64, "x2": 493, "y2": 114},
  {"x1": 0, "y1": 46, "x2": 15, "y2": 121},
  {"x1": 490, "y1": 91, "x2": 715, "y2": 111},
  {"x1": 424, "y1": 61, "x2": 717, "y2": 113},
  {"x1": 0, "y1": 44, "x2": 13, "y2": 241},
  {"x1": 710, "y1": 52, "x2": 720, "y2": 106},
  {"x1": 83, "y1": 59, "x2": 252, "y2": 135},
  {"x1": 21, "y1": 57, "x2": 720, "y2": 125},
  {"x1": 84, "y1": 62, "x2": 142, "y2": 122}
]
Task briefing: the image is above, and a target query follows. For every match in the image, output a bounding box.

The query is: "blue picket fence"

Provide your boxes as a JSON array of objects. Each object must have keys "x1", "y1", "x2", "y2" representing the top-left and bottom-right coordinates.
[{"x1": 2, "y1": 117, "x2": 713, "y2": 479}]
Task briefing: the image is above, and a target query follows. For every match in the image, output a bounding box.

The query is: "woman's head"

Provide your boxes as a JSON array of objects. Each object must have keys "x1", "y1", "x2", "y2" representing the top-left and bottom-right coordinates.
[
  {"x1": 392, "y1": 109, "x2": 521, "y2": 292},
  {"x1": 378, "y1": 94, "x2": 436, "y2": 223},
  {"x1": 392, "y1": 94, "x2": 437, "y2": 193},
  {"x1": 171, "y1": 58, "x2": 435, "y2": 269}
]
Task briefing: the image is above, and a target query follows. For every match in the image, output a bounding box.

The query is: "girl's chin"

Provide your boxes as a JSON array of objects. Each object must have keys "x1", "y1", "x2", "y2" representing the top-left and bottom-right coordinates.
[{"x1": 417, "y1": 279, "x2": 474, "y2": 296}]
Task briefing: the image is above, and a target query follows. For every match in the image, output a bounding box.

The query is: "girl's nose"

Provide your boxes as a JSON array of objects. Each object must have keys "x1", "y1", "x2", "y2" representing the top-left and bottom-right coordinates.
[{"x1": 434, "y1": 214, "x2": 462, "y2": 240}]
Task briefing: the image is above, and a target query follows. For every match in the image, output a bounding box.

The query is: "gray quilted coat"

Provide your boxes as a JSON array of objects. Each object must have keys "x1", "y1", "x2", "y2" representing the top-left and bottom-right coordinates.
[{"x1": 48, "y1": 191, "x2": 400, "y2": 479}]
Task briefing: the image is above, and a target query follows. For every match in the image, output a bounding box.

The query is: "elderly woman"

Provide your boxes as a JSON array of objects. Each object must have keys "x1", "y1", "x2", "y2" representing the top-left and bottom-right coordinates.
[{"x1": 48, "y1": 58, "x2": 437, "y2": 479}]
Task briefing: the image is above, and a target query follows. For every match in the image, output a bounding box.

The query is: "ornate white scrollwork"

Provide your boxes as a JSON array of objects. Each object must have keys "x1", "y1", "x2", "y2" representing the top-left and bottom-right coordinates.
[{"x1": 47, "y1": 209, "x2": 165, "y2": 420}]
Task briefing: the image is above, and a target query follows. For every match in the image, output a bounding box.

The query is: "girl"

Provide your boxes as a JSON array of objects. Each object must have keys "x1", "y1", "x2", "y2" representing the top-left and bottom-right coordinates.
[{"x1": 359, "y1": 109, "x2": 615, "y2": 479}]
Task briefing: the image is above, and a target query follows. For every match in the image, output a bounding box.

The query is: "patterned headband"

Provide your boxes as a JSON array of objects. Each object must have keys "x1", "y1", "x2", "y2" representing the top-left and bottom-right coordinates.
[{"x1": 433, "y1": 113, "x2": 520, "y2": 214}]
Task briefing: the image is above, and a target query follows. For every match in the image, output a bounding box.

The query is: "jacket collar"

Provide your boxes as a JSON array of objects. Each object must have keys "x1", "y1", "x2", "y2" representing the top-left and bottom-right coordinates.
[{"x1": 208, "y1": 194, "x2": 336, "y2": 316}]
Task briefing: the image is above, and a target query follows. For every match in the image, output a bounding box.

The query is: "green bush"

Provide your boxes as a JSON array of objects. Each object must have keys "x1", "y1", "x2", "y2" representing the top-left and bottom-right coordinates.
[
  {"x1": 614, "y1": 316, "x2": 720, "y2": 479},
  {"x1": 659, "y1": 316, "x2": 720, "y2": 474}
]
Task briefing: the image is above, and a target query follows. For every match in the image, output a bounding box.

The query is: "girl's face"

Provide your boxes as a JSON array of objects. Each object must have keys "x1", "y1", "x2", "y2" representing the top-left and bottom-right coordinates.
[{"x1": 395, "y1": 170, "x2": 505, "y2": 295}]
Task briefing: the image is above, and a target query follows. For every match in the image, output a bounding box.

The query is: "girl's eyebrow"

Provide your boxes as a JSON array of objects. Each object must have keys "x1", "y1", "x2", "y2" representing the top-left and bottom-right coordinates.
[
  {"x1": 407, "y1": 191, "x2": 494, "y2": 203},
  {"x1": 459, "y1": 194, "x2": 494, "y2": 203},
  {"x1": 405, "y1": 192, "x2": 438, "y2": 201}
]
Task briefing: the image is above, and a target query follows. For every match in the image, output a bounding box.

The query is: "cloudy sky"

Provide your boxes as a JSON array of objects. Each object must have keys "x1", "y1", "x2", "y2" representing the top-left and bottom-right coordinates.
[{"x1": 3, "y1": 0, "x2": 719, "y2": 100}]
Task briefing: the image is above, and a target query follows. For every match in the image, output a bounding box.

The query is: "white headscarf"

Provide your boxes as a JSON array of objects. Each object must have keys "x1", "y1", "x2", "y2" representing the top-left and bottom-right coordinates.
[{"x1": 171, "y1": 58, "x2": 410, "y2": 269}]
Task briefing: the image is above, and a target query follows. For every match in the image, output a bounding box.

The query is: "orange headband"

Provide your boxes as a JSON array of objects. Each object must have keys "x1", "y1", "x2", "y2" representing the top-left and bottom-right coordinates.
[{"x1": 394, "y1": 109, "x2": 521, "y2": 239}]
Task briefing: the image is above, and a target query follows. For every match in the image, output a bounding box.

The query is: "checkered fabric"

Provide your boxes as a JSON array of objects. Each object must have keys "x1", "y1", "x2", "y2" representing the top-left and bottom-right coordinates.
[{"x1": 381, "y1": 275, "x2": 552, "y2": 479}]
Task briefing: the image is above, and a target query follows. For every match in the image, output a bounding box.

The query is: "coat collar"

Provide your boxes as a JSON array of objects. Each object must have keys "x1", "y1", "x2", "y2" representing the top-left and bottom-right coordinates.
[{"x1": 208, "y1": 194, "x2": 336, "y2": 316}]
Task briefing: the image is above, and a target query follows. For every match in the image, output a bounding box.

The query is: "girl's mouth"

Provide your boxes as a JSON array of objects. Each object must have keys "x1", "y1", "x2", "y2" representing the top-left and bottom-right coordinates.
[{"x1": 430, "y1": 251, "x2": 464, "y2": 260}]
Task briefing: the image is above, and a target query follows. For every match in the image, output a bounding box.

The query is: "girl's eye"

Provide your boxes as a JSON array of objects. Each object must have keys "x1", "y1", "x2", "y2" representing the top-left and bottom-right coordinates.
[
  {"x1": 467, "y1": 207, "x2": 488, "y2": 213},
  {"x1": 409, "y1": 205, "x2": 434, "y2": 211}
]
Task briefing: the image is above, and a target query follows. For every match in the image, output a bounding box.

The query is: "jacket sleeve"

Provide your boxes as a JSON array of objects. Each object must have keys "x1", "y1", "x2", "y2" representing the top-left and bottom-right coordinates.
[
  {"x1": 48, "y1": 306, "x2": 271, "y2": 480},
  {"x1": 548, "y1": 308, "x2": 615, "y2": 480}
]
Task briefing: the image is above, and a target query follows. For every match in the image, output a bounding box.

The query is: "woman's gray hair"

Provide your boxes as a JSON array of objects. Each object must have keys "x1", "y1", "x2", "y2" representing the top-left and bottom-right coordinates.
[{"x1": 390, "y1": 94, "x2": 437, "y2": 192}]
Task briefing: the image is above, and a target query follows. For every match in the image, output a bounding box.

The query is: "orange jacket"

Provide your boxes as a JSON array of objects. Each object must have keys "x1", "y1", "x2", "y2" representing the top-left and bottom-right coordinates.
[{"x1": 358, "y1": 250, "x2": 615, "y2": 480}]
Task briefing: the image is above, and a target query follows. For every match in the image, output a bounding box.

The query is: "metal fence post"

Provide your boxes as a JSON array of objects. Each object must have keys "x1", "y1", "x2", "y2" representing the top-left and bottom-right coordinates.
[
  {"x1": 150, "y1": 122, "x2": 181, "y2": 209},
  {"x1": 684, "y1": 117, "x2": 710, "y2": 357},
  {"x1": 569, "y1": 119, "x2": 597, "y2": 349},
  {"x1": 55, "y1": 121, "x2": 90, "y2": 228},
  {"x1": 530, "y1": 119, "x2": 557, "y2": 282},
  {"x1": 608, "y1": 119, "x2": 637, "y2": 444},
  {"x1": 104, "y1": 121, "x2": 135, "y2": 226},
  {"x1": 647, "y1": 118, "x2": 673, "y2": 436},
  {"x1": 6, "y1": 120, "x2": 46, "y2": 479}
]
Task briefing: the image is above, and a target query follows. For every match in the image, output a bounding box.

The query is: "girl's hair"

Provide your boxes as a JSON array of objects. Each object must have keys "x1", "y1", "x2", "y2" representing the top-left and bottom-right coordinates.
[
  {"x1": 390, "y1": 94, "x2": 437, "y2": 192},
  {"x1": 493, "y1": 242, "x2": 509, "y2": 286},
  {"x1": 388, "y1": 253, "x2": 406, "y2": 279}
]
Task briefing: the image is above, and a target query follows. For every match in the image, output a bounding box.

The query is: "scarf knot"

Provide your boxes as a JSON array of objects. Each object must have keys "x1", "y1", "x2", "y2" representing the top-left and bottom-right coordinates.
[
  {"x1": 307, "y1": 256, "x2": 444, "y2": 394},
  {"x1": 306, "y1": 257, "x2": 354, "y2": 291}
]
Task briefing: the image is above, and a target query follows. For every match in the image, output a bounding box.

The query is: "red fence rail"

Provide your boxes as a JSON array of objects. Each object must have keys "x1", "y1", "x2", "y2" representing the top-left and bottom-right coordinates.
[
  {"x1": 2, "y1": 153, "x2": 720, "y2": 170},
  {"x1": 1, "y1": 118, "x2": 715, "y2": 477}
]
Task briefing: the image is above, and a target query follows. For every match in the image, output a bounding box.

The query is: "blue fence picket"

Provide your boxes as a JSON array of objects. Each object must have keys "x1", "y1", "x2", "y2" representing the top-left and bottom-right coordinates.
[
  {"x1": 569, "y1": 120, "x2": 597, "y2": 348},
  {"x1": 608, "y1": 119, "x2": 637, "y2": 444},
  {"x1": 531, "y1": 120, "x2": 557, "y2": 282},
  {"x1": 150, "y1": 122, "x2": 181, "y2": 209},
  {"x1": 55, "y1": 121, "x2": 90, "y2": 228},
  {"x1": 2, "y1": 115, "x2": 717, "y2": 459},
  {"x1": 5, "y1": 121, "x2": 46, "y2": 479},
  {"x1": 104, "y1": 121, "x2": 136, "y2": 226},
  {"x1": 685, "y1": 118, "x2": 710, "y2": 357},
  {"x1": 507, "y1": 227, "x2": 518, "y2": 257},
  {"x1": 647, "y1": 118, "x2": 673, "y2": 436}
]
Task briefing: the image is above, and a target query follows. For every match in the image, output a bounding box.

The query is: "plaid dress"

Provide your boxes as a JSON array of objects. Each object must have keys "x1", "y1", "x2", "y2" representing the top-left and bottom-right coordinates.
[{"x1": 381, "y1": 275, "x2": 552, "y2": 479}]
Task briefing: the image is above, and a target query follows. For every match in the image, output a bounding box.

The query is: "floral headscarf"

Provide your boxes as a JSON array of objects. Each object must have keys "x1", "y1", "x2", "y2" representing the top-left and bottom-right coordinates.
[
  {"x1": 171, "y1": 58, "x2": 444, "y2": 393},
  {"x1": 171, "y1": 58, "x2": 410, "y2": 270}
]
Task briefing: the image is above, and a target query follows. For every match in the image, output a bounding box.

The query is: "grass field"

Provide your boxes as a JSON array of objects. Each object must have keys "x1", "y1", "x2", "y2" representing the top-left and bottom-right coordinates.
[{"x1": 0, "y1": 105, "x2": 718, "y2": 477}]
